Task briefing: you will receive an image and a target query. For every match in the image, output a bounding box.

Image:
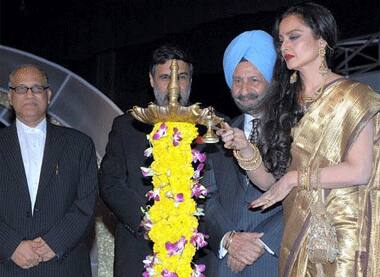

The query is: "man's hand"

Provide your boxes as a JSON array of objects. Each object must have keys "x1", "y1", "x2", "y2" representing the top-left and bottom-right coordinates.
[
  {"x1": 11, "y1": 240, "x2": 41, "y2": 269},
  {"x1": 227, "y1": 255, "x2": 246, "y2": 273},
  {"x1": 226, "y1": 232, "x2": 264, "y2": 269},
  {"x1": 31, "y1": 237, "x2": 56, "y2": 262}
]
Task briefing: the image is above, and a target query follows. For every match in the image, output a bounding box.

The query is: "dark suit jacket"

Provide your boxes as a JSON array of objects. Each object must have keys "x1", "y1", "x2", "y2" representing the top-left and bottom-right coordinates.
[
  {"x1": 0, "y1": 122, "x2": 97, "y2": 277},
  {"x1": 201, "y1": 115, "x2": 283, "y2": 277},
  {"x1": 99, "y1": 114, "x2": 154, "y2": 277}
]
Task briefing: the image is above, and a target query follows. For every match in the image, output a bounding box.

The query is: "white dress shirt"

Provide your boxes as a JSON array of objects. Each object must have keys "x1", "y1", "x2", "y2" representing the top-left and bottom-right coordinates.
[
  {"x1": 244, "y1": 113, "x2": 256, "y2": 138},
  {"x1": 16, "y1": 118, "x2": 47, "y2": 213}
]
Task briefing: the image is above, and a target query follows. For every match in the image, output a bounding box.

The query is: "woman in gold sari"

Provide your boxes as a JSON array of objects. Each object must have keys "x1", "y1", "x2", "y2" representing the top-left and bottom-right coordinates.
[{"x1": 219, "y1": 2, "x2": 380, "y2": 276}]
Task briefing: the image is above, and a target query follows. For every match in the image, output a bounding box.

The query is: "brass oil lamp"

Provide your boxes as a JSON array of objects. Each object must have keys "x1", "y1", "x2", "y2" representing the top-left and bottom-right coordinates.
[{"x1": 130, "y1": 59, "x2": 223, "y2": 143}]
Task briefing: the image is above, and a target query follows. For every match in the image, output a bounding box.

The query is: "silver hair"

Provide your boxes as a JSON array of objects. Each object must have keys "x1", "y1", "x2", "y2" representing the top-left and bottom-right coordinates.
[{"x1": 8, "y1": 64, "x2": 49, "y2": 88}]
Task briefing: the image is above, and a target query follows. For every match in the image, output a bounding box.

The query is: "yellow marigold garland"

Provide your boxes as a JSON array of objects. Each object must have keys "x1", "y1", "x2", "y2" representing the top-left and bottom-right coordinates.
[{"x1": 141, "y1": 122, "x2": 208, "y2": 277}]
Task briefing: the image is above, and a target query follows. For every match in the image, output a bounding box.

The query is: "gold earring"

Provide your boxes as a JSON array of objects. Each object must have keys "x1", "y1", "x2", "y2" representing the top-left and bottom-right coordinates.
[
  {"x1": 318, "y1": 46, "x2": 329, "y2": 76},
  {"x1": 290, "y1": 71, "x2": 298, "y2": 84}
]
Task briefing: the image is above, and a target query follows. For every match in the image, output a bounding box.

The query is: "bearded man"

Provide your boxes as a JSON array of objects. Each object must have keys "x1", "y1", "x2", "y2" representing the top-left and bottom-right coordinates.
[
  {"x1": 202, "y1": 30, "x2": 283, "y2": 277},
  {"x1": 99, "y1": 45, "x2": 193, "y2": 277}
]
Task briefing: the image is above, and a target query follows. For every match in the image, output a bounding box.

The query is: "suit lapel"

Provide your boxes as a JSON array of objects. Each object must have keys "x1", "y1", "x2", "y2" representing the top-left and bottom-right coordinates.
[
  {"x1": 36, "y1": 123, "x2": 66, "y2": 196},
  {"x1": 0, "y1": 124, "x2": 30, "y2": 200},
  {"x1": 230, "y1": 114, "x2": 245, "y2": 130}
]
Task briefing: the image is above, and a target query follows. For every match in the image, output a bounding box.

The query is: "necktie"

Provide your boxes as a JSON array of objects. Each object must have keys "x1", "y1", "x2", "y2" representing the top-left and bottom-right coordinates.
[
  {"x1": 244, "y1": 118, "x2": 260, "y2": 189},
  {"x1": 249, "y1": 118, "x2": 260, "y2": 144}
]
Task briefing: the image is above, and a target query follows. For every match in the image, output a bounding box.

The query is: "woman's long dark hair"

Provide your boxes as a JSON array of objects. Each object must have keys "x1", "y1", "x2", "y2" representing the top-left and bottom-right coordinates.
[{"x1": 259, "y1": 2, "x2": 337, "y2": 179}]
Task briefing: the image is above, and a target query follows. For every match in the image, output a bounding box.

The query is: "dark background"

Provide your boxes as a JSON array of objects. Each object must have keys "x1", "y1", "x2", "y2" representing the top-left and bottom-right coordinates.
[{"x1": 1, "y1": 0, "x2": 379, "y2": 118}]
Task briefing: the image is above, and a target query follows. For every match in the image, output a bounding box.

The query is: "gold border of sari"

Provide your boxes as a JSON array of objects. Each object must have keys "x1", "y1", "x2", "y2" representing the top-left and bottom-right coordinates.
[{"x1": 279, "y1": 80, "x2": 380, "y2": 277}]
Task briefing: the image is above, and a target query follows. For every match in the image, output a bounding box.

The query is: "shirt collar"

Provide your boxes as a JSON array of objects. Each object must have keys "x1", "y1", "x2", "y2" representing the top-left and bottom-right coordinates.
[
  {"x1": 244, "y1": 113, "x2": 254, "y2": 129},
  {"x1": 16, "y1": 118, "x2": 47, "y2": 135},
  {"x1": 244, "y1": 112, "x2": 264, "y2": 124}
]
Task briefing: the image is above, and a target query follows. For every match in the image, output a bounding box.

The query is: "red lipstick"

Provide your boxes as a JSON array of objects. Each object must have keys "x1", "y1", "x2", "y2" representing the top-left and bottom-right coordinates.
[{"x1": 284, "y1": 54, "x2": 294, "y2": 61}]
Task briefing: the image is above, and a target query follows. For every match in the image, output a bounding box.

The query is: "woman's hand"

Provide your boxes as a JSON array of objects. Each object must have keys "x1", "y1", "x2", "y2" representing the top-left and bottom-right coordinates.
[
  {"x1": 250, "y1": 171, "x2": 298, "y2": 209},
  {"x1": 217, "y1": 123, "x2": 253, "y2": 157}
]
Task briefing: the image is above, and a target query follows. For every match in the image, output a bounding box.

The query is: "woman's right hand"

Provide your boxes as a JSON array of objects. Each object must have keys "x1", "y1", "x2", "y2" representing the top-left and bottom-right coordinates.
[
  {"x1": 217, "y1": 123, "x2": 253, "y2": 159},
  {"x1": 218, "y1": 123, "x2": 276, "y2": 190}
]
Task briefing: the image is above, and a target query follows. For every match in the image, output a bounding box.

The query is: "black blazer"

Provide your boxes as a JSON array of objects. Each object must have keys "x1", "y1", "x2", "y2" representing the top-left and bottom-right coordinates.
[
  {"x1": 0, "y1": 122, "x2": 97, "y2": 276},
  {"x1": 99, "y1": 114, "x2": 154, "y2": 277}
]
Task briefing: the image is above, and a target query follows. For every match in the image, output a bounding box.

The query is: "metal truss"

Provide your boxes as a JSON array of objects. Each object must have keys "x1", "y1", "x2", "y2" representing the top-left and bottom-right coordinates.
[{"x1": 334, "y1": 32, "x2": 380, "y2": 76}]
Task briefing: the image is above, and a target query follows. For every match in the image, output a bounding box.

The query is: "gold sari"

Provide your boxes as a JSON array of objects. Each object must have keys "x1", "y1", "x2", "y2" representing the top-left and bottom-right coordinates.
[{"x1": 279, "y1": 80, "x2": 380, "y2": 277}]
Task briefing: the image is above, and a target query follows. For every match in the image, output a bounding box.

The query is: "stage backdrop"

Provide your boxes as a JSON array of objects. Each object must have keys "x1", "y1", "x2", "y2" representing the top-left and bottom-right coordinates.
[{"x1": 1, "y1": 44, "x2": 378, "y2": 277}]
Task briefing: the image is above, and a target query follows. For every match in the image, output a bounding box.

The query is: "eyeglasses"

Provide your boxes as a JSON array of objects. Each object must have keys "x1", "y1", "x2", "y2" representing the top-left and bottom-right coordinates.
[{"x1": 9, "y1": 85, "x2": 49, "y2": 95}]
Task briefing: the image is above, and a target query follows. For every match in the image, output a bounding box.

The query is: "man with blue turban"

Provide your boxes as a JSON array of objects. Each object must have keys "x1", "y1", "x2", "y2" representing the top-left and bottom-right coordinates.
[
  {"x1": 223, "y1": 30, "x2": 276, "y2": 114},
  {"x1": 202, "y1": 30, "x2": 282, "y2": 276}
]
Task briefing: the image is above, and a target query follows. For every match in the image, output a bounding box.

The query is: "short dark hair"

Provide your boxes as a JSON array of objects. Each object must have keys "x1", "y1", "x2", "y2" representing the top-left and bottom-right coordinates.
[{"x1": 149, "y1": 45, "x2": 193, "y2": 76}]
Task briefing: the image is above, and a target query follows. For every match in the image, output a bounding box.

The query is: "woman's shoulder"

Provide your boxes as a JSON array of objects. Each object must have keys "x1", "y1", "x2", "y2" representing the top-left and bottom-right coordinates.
[
  {"x1": 335, "y1": 79, "x2": 379, "y2": 102},
  {"x1": 336, "y1": 79, "x2": 380, "y2": 114},
  {"x1": 339, "y1": 78, "x2": 376, "y2": 93}
]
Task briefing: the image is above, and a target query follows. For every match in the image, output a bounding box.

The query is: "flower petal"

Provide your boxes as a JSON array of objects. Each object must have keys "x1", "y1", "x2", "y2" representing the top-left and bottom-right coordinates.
[
  {"x1": 191, "y1": 183, "x2": 208, "y2": 198},
  {"x1": 144, "y1": 147, "x2": 153, "y2": 157},
  {"x1": 140, "y1": 167, "x2": 155, "y2": 177}
]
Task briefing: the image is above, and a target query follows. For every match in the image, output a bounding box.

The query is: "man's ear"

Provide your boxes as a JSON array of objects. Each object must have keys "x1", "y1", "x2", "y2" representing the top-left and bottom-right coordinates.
[
  {"x1": 47, "y1": 89, "x2": 52, "y2": 104},
  {"x1": 8, "y1": 91, "x2": 13, "y2": 106},
  {"x1": 149, "y1": 72, "x2": 154, "y2": 89}
]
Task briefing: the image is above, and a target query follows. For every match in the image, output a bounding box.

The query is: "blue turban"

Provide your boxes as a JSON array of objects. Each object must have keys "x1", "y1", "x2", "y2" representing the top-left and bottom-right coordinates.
[{"x1": 223, "y1": 30, "x2": 276, "y2": 88}]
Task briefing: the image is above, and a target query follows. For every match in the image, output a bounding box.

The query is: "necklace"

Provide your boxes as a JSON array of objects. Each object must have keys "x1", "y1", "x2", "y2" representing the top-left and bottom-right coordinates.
[{"x1": 300, "y1": 71, "x2": 330, "y2": 107}]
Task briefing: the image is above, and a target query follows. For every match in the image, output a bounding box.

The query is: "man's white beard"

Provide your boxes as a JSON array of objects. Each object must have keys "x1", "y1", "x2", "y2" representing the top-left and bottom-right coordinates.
[{"x1": 232, "y1": 89, "x2": 268, "y2": 115}]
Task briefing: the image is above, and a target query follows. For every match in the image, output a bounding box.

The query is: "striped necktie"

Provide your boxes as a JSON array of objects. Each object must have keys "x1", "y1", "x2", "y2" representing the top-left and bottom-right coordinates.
[
  {"x1": 249, "y1": 118, "x2": 260, "y2": 144},
  {"x1": 244, "y1": 118, "x2": 260, "y2": 188}
]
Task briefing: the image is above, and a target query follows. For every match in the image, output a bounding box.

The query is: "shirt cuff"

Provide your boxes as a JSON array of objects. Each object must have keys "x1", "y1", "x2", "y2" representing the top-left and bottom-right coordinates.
[{"x1": 218, "y1": 232, "x2": 230, "y2": 259}]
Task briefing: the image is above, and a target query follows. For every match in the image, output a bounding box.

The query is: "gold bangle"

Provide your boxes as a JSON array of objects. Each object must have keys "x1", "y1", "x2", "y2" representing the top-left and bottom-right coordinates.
[
  {"x1": 309, "y1": 168, "x2": 320, "y2": 190},
  {"x1": 298, "y1": 167, "x2": 310, "y2": 191},
  {"x1": 237, "y1": 154, "x2": 262, "y2": 171},
  {"x1": 304, "y1": 168, "x2": 310, "y2": 191},
  {"x1": 233, "y1": 143, "x2": 260, "y2": 162},
  {"x1": 233, "y1": 143, "x2": 262, "y2": 171}
]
